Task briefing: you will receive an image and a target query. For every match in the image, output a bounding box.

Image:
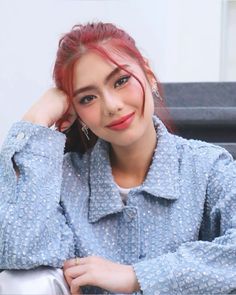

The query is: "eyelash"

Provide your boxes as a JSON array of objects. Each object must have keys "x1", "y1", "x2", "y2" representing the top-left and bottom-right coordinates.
[
  {"x1": 79, "y1": 95, "x2": 96, "y2": 105},
  {"x1": 114, "y1": 75, "x2": 131, "y2": 88},
  {"x1": 79, "y1": 75, "x2": 131, "y2": 105}
]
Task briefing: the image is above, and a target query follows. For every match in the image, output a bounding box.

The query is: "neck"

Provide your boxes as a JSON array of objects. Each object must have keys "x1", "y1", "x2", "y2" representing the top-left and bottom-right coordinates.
[{"x1": 110, "y1": 121, "x2": 157, "y2": 188}]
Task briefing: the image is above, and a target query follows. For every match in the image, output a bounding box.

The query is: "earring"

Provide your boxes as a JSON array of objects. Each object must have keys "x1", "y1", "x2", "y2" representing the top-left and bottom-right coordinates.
[
  {"x1": 152, "y1": 81, "x2": 163, "y2": 101},
  {"x1": 81, "y1": 122, "x2": 90, "y2": 140}
]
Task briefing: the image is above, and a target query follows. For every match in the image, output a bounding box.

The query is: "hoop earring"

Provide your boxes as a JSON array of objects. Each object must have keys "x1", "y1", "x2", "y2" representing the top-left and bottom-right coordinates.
[
  {"x1": 81, "y1": 122, "x2": 90, "y2": 140},
  {"x1": 152, "y1": 81, "x2": 163, "y2": 101}
]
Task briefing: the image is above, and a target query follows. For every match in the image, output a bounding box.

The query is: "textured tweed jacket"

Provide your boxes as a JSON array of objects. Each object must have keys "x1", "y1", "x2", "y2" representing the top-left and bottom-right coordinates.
[{"x1": 0, "y1": 116, "x2": 236, "y2": 294}]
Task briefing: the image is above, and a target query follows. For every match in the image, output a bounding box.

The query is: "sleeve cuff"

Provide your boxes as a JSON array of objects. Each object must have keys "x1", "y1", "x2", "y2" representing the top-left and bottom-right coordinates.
[
  {"x1": 1, "y1": 121, "x2": 66, "y2": 158},
  {"x1": 132, "y1": 255, "x2": 179, "y2": 295}
]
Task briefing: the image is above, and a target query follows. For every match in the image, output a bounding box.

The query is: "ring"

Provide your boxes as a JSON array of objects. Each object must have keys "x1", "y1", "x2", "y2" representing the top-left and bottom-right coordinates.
[{"x1": 75, "y1": 257, "x2": 80, "y2": 265}]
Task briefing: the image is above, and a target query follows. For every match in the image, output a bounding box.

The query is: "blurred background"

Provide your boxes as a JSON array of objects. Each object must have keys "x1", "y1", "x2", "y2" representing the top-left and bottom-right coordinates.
[{"x1": 0, "y1": 0, "x2": 235, "y2": 145}]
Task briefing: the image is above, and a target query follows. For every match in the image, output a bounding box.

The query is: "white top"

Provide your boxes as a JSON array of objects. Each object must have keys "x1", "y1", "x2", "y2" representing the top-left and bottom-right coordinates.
[{"x1": 116, "y1": 184, "x2": 131, "y2": 205}]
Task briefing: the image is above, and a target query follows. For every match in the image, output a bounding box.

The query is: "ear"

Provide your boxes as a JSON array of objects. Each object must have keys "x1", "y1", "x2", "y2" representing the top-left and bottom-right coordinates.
[{"x1": 143, "y1": 58, "x2": 156, "y2": 86}]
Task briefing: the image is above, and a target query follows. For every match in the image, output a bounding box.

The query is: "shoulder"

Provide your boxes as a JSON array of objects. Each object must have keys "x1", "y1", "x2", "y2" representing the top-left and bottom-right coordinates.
[
  {"x1": 154, "y1": 116, "x2": 233, "y2": 168},
  {"x1": 62, "y1": 150, "x2": 91, "y2": 174},
  {"x1": 166, "y1": 134, "x2": 236, "y2": 187},
  {"x1": 171, "y1": 134, "x2": 236, "y2": 206},
  {"x1": 172, "y1": 133, "x2": 234, "y2": 172}
]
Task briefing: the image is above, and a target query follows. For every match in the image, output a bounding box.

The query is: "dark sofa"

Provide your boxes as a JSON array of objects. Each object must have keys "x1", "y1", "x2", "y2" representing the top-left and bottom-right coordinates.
[{"x1": 161, "y1": 82, "x2": 236, "y2": 159}]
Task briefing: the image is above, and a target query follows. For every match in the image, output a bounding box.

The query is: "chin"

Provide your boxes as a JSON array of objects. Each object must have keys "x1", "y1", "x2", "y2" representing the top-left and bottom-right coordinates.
[{"x1": 109, "y1": 132, "x2": 144, "y2": 148}]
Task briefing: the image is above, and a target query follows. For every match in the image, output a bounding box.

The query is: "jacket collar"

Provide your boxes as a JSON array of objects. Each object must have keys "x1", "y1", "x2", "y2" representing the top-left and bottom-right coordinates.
[
  {"x1": 140, "y1": 116, "x2": 180, "y2": 200},
  {"x1": 88, "y1": 116, "x2": 180, "y2": 223},
  {"x1": 88, "y1": 139, "x2": 124, "y2": 223}
]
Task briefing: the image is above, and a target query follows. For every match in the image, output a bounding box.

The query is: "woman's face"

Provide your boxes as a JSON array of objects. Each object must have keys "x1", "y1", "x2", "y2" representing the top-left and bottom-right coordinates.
[{"x1": 72, "y1": 48, "x2": 155, "y2": 148}]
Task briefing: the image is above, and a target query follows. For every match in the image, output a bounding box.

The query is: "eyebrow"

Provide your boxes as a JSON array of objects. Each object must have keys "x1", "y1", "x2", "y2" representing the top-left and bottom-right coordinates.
[{"x1": 73, "y1": 64, "x2": 129, "y2": 97}]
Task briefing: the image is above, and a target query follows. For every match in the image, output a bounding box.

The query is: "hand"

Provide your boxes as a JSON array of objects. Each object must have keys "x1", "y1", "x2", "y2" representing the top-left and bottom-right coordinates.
[
  {"x1": 63, "y1": 256, "x2": 140, "y2": 294},
  {"x1": 22, "y1": 88, "x2": 77, "y2": 131}
]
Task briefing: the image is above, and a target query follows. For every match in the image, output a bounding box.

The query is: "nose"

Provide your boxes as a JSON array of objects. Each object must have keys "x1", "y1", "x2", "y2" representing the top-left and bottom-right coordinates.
[{"x1": 102, "y1": 91, "x2": 124, "y2": 117}]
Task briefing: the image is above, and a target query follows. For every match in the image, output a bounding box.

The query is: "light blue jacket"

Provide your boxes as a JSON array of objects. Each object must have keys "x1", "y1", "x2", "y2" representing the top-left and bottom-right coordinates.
[{"x1": 0, "y1": 116, "x2": 236, "y2": 294}]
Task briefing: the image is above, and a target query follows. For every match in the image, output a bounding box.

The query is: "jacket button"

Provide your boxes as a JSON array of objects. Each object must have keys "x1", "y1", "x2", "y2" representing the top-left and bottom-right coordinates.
[
  {"x1": 124, "y1": 208, "x2": 137, "y2": 222},
  {"x1": 127, "y1": 211, "x2": 136, "y2": 218},
  {"x1": 16, "y1": 132, "x2": 25, "y2": 140}
]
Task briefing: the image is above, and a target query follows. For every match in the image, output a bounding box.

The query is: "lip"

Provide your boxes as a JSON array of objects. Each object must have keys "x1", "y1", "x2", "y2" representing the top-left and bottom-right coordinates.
[{"x1": 106, "y1": 112, "x2": 135, "y2": 130}]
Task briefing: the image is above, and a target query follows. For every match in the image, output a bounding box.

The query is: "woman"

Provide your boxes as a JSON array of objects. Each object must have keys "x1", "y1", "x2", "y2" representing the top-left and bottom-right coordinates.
[{"x1": 0, "y1": 22, "x2": 235, "y2": 295}]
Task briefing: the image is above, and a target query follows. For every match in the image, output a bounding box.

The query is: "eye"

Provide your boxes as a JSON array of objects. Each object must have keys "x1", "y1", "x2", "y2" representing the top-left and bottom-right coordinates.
[
  {"x1": 114, "y1": 75, "x2": 130, "y2": 88},
  {"x1": 79, "y1": 95, "x2": 96, "y2": 105}
]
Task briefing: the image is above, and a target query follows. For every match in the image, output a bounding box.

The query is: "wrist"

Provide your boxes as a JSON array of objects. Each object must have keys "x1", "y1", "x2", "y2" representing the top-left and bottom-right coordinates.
[{"x1": 22, "y1": 114, "x2": 50, "y2": 128}]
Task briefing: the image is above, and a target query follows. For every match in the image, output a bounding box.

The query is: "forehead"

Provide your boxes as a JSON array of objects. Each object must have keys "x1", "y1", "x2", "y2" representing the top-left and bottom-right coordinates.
[{"x1": 73, "y1": 49, "x2": 139, "y2": 86}]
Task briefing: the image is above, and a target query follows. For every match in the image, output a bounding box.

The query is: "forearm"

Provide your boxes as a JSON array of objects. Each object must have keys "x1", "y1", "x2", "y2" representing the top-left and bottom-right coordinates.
[
  {"x1": 133, "y1": 233, "x2": 236, "y2": 294},
  {"x1": 0, "y1": 122, "x2": 75, "y2": 269}
]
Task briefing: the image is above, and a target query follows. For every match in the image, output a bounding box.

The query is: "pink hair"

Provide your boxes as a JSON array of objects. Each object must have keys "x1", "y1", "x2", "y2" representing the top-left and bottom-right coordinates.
[{"x1": 53, "y1": 22, "x2": 172, "y2": 153}]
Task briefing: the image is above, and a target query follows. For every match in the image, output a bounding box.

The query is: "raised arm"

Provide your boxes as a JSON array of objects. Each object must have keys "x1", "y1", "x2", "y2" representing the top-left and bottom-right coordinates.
[{"x1": 0, "y1": 89, "x2": 77, "y2": 269}]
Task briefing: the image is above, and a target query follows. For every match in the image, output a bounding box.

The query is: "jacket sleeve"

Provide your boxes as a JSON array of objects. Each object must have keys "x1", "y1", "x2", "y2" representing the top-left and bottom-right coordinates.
[
  {"x1": 132, "y1": 150, "x2": 236, "y2": 294},
  {"x1": 0, "y1": 121, "x2": 75, "y2": 270}
]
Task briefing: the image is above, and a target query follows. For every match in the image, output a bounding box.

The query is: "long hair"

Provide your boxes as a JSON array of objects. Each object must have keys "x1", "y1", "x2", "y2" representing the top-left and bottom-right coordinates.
[{"x1": 53, "y1": 22, "x2": 171, "y2": 153}]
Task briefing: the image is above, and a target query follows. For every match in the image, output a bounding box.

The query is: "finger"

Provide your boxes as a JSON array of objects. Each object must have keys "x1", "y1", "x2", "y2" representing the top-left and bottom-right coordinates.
[
  {"x1": 65, "y1": 109, "x2": 77, "y2": 125},
  {"x1": 63, "y1": 271, "x2": 73, "y2": 286},
  {"x1": 64, "y1": 265, "x2": 87, "y2": 280},
  {"x1": 64, "y1": 265, "x2": 84, "y2": 287},
  {"x1": 68, "y1": 103, "x2": 77, "y2": 116},
  {"x1": 58, "y1": 120, "x2": 70, "y2": 132},
  {"x1": 64, "y1": 104, "x2": 77, "y2": 121},
  {"x1": 71, "y1": 288, "x2": 82, "y2": 295},
  {"x1": 70, "y1": 285, "x2": 82, "y2": 295},
  {"x1": 63, "y1": 257, "x2": 87, "y2": 270},
  {"x1": 70, "y1": 274, "x2": 91, "y2": 294},
  {"x1": 56, "y1": 116, "x2": 77, "y2": 131},
  {"x1": 55, "y1": 104, "x2": 77, "y2": 131}
]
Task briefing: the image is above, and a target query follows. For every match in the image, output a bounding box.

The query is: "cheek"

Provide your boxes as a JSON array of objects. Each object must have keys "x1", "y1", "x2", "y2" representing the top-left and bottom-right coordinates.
[
  {"x1": 75, "y1": 105, "x2": 100, "y2": 128},
  {"x1": 126, "y1": 80, "x2": 144, "y2": 106},
  {"x1": 132, "y1": 78, "x2": 154, "y2": 115}
]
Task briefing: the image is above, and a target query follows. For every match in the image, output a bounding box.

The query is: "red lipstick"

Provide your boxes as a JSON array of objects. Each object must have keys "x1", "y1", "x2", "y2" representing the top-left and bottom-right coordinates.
[{"x1": 106, "y1": 112, "x2": 135, "y2": 131}]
